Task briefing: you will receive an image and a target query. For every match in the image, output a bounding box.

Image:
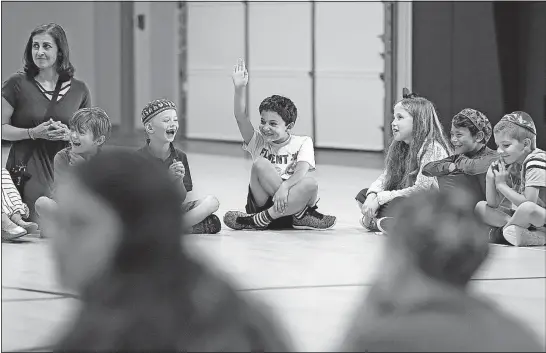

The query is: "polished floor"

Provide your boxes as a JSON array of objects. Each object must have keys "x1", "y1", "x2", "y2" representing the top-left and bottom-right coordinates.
[{"x1": 2, "y1": 151, "x2": 546, "y2": 352}]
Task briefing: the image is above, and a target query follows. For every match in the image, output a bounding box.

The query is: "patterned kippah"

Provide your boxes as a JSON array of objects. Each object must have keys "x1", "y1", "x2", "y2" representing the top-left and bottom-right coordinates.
[
  {"x1": 499, "y1": 111, "x2": 536, "y2": 135},
  {"x1": 455, "y1": 108, "x2": 492, "y2": 143},
  {"x1": 141, "y1": 98, "x2": 177, "y2": 125}
]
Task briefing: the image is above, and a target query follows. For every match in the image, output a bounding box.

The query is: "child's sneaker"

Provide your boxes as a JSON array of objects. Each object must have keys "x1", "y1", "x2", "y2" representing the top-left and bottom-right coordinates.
[
  {"x1": 13, "y1": 219, "x2": 39, "y2": 235},
  {"x1": 223, "y1": 211, "x2": 267, "y2": 230},
  {"x1": 503, "y1": 225, "x2": 546, "y2": 247},
  {"x1": 377, "y1": 217, "x2": 394, "y2": 236},
  {"x1": 488, "y1": 227, "x2": 509, "y2": 245},
  {"x1": 2, "y1": 214, "x2": 27, "y2": 242},
  {"x1": 292, "y1": 206, "x2": 336, "y2": 230},
  {"x1": 359, "y1": 215, "x2": 379, "y2": 232},
  {"x1": 191, "y1": 214, "x2": 222, "y2": 234}
]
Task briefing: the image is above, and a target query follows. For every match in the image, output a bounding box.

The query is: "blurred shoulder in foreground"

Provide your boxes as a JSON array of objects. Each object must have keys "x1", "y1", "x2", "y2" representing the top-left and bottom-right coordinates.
[
  {"x1": 51, "y1": 149, "x2": 292, "y2": 352},
  {"x1": 340, "y1": 188, "x2": 544, "y2": 352}
]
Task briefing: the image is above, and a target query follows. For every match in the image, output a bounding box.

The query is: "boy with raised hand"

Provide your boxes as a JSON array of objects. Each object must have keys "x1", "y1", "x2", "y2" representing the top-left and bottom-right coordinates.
[
  {"x1": 475, "y1": 111, "x2": 545, "y2": 246},
  {"x1": 138, "y1": 98, "x2": 221, "y2": 235},
  {"x1": 223, "y1": 59, "x2": 336, "y2": 231}
]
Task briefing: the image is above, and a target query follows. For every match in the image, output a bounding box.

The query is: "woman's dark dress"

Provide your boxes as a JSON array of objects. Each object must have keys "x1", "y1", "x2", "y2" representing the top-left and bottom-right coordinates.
[{"x1": 2, "y1": 72, "x2": 90, "y2": 220}]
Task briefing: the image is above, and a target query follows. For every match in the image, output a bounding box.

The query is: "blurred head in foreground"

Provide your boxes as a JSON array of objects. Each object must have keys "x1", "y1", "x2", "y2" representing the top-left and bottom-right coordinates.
[
  {"x1": 387, "y1": 188, "x2": 490, "y2": 287},
  {"x1": 341, "y1": 189, "x2": 543, "y2": 352},
  {"x1": 51, "y1": 150, "x2": 291, "y2": 352}
]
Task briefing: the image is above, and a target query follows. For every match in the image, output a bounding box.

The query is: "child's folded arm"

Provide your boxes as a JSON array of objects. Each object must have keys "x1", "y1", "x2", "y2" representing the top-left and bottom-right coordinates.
[
  {"x1": 376, "y1": 142, "x2": 447, "y2": 205},
  {"x1": 496, "y1": 183, "x2": 531, "y2": 207},
  {"x1": 233, "y1": 87, "x2": 254, "y2": 145},
  {"x1": 422, "y1": 155, "x2": 457, "y2": 177},
  {"x1": 377, "y1": 168, "x2": 434, "y2": 205},
  {"x1": 485, "y1": 175, "x2": 503, "y2": 207},
  {"x1": 367, "y1": 171, "x2": 386, "y2": 196},
  {"x1": 282, "y1": 161, "x2": 311, "y2": 190},
  {"x1": 454, "y1": 152, "x2": 499, "y2": 175}
]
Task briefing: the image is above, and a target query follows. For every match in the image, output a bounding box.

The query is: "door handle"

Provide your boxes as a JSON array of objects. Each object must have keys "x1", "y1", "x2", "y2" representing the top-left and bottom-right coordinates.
[{"x1": 137, "y1": 14, "x2": 145, "y2": 30}]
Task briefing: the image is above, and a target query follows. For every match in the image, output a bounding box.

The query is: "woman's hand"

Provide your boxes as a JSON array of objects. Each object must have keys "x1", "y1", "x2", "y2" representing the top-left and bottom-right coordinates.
[
  {"x1": 46, "y1": 120, "x2": 70, "y2": 141},
  {"x1": 28, "y1": 120, "x2": 55, "y2": 140}
]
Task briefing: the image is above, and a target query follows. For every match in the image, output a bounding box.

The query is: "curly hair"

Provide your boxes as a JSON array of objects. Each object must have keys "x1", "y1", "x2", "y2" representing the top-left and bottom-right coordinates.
[
  {"x1": 383, "y1": 97, "x2": 452, "y2": 191},
  {"x1": 452, "y1": 115, "x2": 480, "y2": 138},
  {"x1": 23, "y1": 23, "x2": 75, "y2": 80},
  {"x1": 259, "y1": 95, "x2": 298, "y2": 126}
]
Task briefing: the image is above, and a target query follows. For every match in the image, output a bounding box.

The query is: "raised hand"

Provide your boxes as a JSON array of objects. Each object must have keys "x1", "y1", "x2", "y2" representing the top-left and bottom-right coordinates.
[{"x1": 232, "y1": 58, "x2": 249, "y2": 88}]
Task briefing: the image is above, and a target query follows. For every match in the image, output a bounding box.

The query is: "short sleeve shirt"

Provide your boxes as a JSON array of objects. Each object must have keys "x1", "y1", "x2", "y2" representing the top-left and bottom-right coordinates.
[{"x1": 243, "y1": 131, "x2": 315, "y2": 180}]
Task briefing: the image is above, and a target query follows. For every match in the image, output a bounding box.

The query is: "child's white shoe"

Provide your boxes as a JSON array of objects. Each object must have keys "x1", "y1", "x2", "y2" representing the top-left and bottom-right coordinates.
[{"x1": 503, "y1": 225, "x2": 546, "y2": 247}]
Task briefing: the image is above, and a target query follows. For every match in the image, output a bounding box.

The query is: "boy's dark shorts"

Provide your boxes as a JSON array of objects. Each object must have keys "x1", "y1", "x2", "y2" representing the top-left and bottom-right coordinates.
[{"x1": 245, "y1": 185, "x2": 293, "y2": 229}]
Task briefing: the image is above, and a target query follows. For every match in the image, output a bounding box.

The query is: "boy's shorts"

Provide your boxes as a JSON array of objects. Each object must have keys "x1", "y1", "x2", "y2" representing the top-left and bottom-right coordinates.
[{"x1": 245, "y1": 185, "x2": 293, "y2": 229}]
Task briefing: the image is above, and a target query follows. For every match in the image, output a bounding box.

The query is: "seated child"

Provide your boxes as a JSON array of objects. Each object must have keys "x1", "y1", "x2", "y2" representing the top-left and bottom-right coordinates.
[
  {"x1": 355, "y1": 89, "x2": 452, "y2": 235},
  {"x1": 223, "y1": 58, "x2": 336, "y2": 230},
  {"x1": 35, "y1": 107, "x2": 112, "y2": 228},
  {"x1": 475, "y1": 111, "x2": 546, "y2": 246},
  {"x1": 2, "y1": 167, "x2": 38, "y2": 241},
  {"x1": 423, "y1": 108, "x2": 499, "y2": 204},
  {"x1": 138, "y1": 98, "x2": 221, "y2": 234}
]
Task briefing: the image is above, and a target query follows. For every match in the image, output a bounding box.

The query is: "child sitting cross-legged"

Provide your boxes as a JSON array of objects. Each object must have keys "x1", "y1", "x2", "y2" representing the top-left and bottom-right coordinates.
[
  {"x1": 138, "y1": 98, "x2": 221, "y2": 235},
  {"x1": 355, "y1": 89, "x2": 453, "y2": 235},
  {"x1": 475, "y1": 111, "x2": 545, "y2": 246},
  {"x1": 35, "y1": 107, "x2": 112, "y2": 234},
  {"x1": 223, "y1": 58, "x2": 336, "y2": 231},
  {"x1": 422, "y1": 108, "x2": 499, "y2": 205}
]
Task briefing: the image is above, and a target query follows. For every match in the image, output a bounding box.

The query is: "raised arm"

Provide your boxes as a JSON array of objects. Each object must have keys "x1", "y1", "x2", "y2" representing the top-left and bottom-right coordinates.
[{"x1": 232, "y1": 59, "x2": 255, "y2": 145}]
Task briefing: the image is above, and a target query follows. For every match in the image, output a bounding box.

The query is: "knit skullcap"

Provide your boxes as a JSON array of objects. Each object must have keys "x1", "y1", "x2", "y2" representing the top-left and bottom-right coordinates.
[{"x1": 141, "y1": 99, "x2": 177, "y2": 125}]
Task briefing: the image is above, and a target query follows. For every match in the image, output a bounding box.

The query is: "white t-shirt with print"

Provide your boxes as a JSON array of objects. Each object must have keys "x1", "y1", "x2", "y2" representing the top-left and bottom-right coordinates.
[{"x1": 243, "y1": 130, "x2": 316, "y2": 180}]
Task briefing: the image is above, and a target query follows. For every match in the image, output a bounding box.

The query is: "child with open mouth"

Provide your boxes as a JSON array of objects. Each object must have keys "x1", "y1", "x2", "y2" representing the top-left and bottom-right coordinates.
[{"x1": 138, "y1": 98, "x2": 221, "y2": 235}]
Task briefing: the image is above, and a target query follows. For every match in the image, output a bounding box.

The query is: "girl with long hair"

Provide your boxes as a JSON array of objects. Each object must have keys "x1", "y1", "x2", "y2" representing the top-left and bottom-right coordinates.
[{"x1": 355, "y1": 89, "x2": 453, "y2": 233}]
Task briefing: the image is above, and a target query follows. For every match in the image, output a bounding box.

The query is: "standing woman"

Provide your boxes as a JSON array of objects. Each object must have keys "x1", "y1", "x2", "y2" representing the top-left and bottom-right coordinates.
[{"x1": 1, "y1": 23, "x2": 90, "y2": 221}]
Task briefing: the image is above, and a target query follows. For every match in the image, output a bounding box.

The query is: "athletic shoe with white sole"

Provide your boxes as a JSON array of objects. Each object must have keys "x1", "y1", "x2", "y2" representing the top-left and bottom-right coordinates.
[
  {"x1": 503, "y1": 225, "x2": 546, "y2": 247},
  {"x1": 292, "y1": 206, "x2": 336, "y2": 230}
]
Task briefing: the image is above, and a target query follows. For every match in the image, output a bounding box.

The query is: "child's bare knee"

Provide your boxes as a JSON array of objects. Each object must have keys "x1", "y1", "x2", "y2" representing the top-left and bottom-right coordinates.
[
  {"x1": 204, "y1": 195, "x2": 220, "y2": 213},
  {"x1": 300, "y1": 177, "x2": 319, "y2": 193},
  {"x1": 35, "y1": 196, "x2": 56, "y2": 217},
  {"x1": 517, "y1": 201, "x2": 538, "y2": 215},
  {"x1": 474, "y1": 201, "x2": 487, "y2": 216},
  {"x1": 251, "y1": 157, "x2": 272, "y2": 175}
]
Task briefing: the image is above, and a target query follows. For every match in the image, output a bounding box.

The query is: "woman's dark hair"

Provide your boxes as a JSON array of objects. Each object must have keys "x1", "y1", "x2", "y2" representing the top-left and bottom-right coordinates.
[
  {"x1": 23, "y1": 23, "x2": 75, "y2": 80},
  {"x1": 55, "y1": 150, "x2": 290, "y2": 352}
]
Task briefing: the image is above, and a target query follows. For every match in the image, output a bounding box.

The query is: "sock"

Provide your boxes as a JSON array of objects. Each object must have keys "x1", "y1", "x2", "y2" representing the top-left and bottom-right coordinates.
[
  {"x1": 252, "y1": 210, "x2": 274, "y2": 227},
  {"x1": 294, "y1": 206, "x2": 308, "y2": 220}
]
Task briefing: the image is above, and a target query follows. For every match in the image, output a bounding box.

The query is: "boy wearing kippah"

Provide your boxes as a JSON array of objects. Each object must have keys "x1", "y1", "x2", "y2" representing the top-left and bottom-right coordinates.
[
  {"x1": 475, "y1": 111, "x2": 546, "y2": 246},
  {"x1": 138, "y1": 98, "x2": 221, "y2": 235},
  {"x1": 423, "y1": 108, "x2": 498, "y2": 204}
]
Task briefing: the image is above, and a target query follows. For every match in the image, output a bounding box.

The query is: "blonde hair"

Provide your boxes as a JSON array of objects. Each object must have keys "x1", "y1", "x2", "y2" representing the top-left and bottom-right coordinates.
[
  {"x1": 383, "y1": 97, "x2": 452, "y2": 191},
  {"x1": 493, "y1": 121, "x2": 537, "y2": 149}
]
